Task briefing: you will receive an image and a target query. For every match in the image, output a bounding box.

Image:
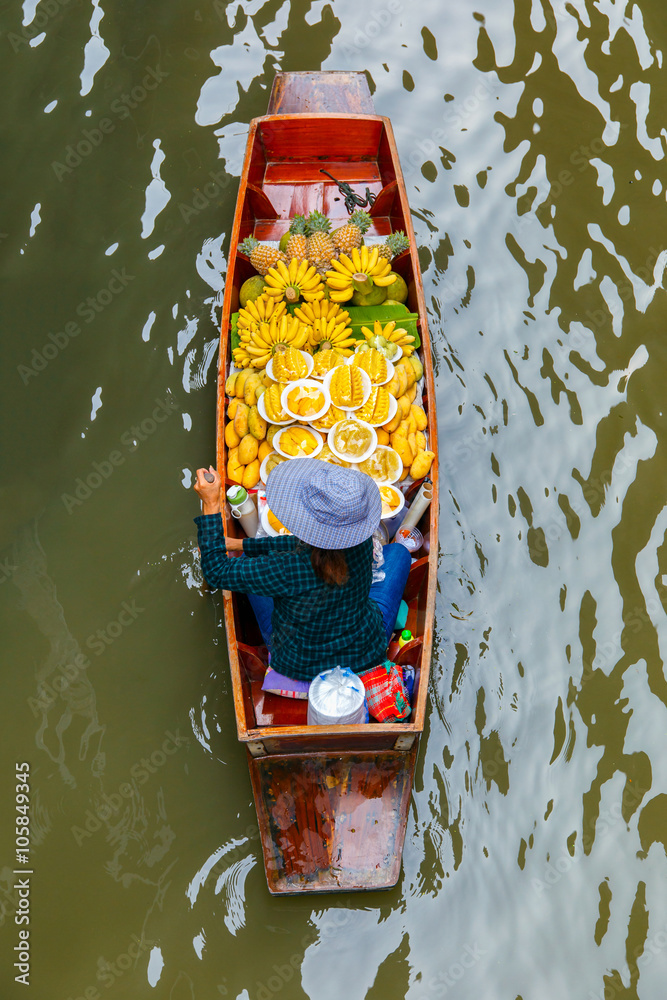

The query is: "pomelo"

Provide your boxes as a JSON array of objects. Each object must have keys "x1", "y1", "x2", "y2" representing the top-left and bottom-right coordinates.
[
  {"x1": 239, "y1": 276, "x2": 266, "y2": 307},
  {"x1": 383, "y1": 273, "x2": 408, "y2": 303},
  {"x1": 350, "y1": 283, "x2": 387, "y2": 307}
]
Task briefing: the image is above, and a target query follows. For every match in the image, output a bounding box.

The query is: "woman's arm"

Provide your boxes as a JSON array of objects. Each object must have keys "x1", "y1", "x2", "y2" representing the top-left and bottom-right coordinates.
[{"x1": 194, "y1": 514, "x2": 303, "y2": 595}]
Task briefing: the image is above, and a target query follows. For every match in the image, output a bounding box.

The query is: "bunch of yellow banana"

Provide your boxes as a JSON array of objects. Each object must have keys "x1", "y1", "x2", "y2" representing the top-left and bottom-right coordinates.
[
  {"x1": 361, "y1": 319, "x2": 416, "y2": 356},
  {"x1": 278, "y1": 426, "x2": 320, "y2": 457},
  {"x1": 233, "y1": 314, "x2": 310, "y2": 370},
  {"x1": 355, "y1": 386, "x2": 391, "y2": 425},
  {"x1": 262, "y1": 383, "x2": 290, "y2": 423},
  {"x1": 263, "y1": 258, "x2": 324, "y2": 304},
  {"x1": 328, "y1": 364, "x2": 366, "y2": 408},
  {"x1": 294, "y1": 300, "x2": 355, "y2": 354},
  {"x1": 272, "y1": 346, "x2": 309, "y2": 381},
  {"x1": 237, "y1": 293, "x2": 286, "y2": 331},
  {"x1": 324, "y1": 247, "x2": 394, "y2": 303},
  {"x1": 351, "y1": 348, "x2": 388, "y2": 384}
]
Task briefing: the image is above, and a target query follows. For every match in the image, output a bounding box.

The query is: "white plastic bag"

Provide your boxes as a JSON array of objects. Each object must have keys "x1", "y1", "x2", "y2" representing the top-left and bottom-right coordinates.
[{"x1": 307, "y1": 666, "x2": 367, "y2": 725}]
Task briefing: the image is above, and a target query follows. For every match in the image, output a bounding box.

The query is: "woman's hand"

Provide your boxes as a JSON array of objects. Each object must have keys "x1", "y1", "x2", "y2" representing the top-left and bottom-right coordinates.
[
  {"x1": 224, "y1": 536, "x2": 244, "y2": 552},
  {"x1": 194, "y1": 466, "x2": 222, "y2": 515}
]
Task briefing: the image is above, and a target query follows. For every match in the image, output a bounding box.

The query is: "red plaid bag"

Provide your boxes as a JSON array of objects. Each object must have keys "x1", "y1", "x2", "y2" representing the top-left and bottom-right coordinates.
[{"x1": 359, "y1": 660, "x2": 411, "y2": 722}]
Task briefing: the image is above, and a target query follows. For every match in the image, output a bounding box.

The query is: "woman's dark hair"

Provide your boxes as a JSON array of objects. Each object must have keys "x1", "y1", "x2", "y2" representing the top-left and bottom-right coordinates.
[{"x1": 310, "y1": 545, "x2": 349, "y2": 586}]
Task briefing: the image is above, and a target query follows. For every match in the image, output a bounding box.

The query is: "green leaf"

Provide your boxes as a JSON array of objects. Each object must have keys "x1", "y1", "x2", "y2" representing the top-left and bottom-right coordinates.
[
  {"x1": 344, "y1": 305, "x2": 420, "y2": 347},
  {"x1": 231, "y1": 313, "x2": 240, "y2": 351}
]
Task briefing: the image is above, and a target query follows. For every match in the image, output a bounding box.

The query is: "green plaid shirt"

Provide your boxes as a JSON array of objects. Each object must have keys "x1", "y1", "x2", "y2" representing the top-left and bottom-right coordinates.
[{"x1": 195, "y1": 514, "x2": 387, "y2": 680}]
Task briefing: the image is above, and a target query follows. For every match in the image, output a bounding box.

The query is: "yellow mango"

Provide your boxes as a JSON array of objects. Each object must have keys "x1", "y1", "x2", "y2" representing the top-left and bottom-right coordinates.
[
  {"x1": 410, "y1": 449, "x2": 435, "y2": 480},
  {"x1": 244, "y1": 373, "x2": 263, "y2": 406},
  {"x1": 397, "y1": 357, "x2": 416, "y2": 390},
  {"x1": 411, "y1": 404, "x2": 428, "y2": 430},
  {"x1": 258, "y1": 440, "x2": 272, "y2": 463},
  {"x1": 399, "y1": 465, "x2": 409, "y2": 481},
  {"x1": 376, "y1": 428, "x2": 390, "y2": 446},
  {"x1": 242, "y1": 459, "x2": 260, "y2": 490},
  {"x1": 408, "y1": 355, "x2": 424, "y2": 381},
  {"x1": 234, "y1": 369, "x2": 251, "y2": 398},
  {"x1": 415, "y1": 430, "x2": 427, "y2": 451},
  {"x1": 397, "y1": 393, "x2": 411, "y2": 420},
  {"x1": 225, "y1": 421, "x2": 241, "y2": 449},
  {"x1": 227, "y1": 447, "x2": 244, "y2": 485},
  {"x1": 394, "y1": 365, "x2": 408, "y2": 397},
  {"x1": 238, "y1": 433, "x2": 259, "y2": 466},
  {"x1": 234, "y1": 401, "x2": 249, "y2": 438},
  {"x1": 390, "y1": 431, "x2": 414, "y2": 468},
  {"x1": 248, "y1": 404, "x2": 267, "y2": 441},
  {"x1": 382, "y1": 410, "x2": 402, "y2": 433},
  {"x1": 227, "y1": 397, "x2": 238, "y2": 419},
  {"x1": 403, "y1": 412, "x2": 417, "y2": 434},
  {"x1": 406, "y1": 382, "x2": 417, "y2": 403},
  {"x1": 408, "y1": 432, "x2": 417, "y2": 457},
  {"x1": 385, "y1": 373, "x2": 401, "y2": 397},
  {"x1": 225, "y1": 372, "x2": 238, "y2": 396}
]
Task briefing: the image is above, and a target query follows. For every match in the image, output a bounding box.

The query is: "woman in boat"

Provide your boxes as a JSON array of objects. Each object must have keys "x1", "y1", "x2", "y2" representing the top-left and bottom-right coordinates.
[{"x1": 193, "y1": 458, "x2": 411, "y2": 682}]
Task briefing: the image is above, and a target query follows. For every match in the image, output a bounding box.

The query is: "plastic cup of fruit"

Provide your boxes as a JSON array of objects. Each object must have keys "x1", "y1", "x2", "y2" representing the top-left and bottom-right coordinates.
[
  {"x1": 259, "y1": 450, "x2": 288, "y2": 484},
  {"x1": 354, "y1": 390, "x2": 398, "y2": 427},
  {"x1": 394, "y1": 525, "x2": 423, "y2": 555},
  {"x1": 378, "y1": 484, "x2": 405, "y2": 520},
  {"x1": 327, "y1": 418, "x2": 378, "y2": 464},
  {"x1": 266, "y1": 350, "x2": 314, "y2": 383},
  {"x1": 281, "y1": 379, "x2": 331, "y2": 423},
  {"x1": 358, "y1": 445, "x2": 403, "y2": 485},
  {"x1": 348, "y1": 353, "x2": 395, "y2": 386},
  {"x1": 261, "y1": 507, "x2": 292, "y2": 536},
  {"x1": 323, "y1": 366, "x2": 372, "y2": 411},
  {"x1": 257, "y1": 393, "x2": 293, "y2": 426},
  {"x1": 273, "y1": 425, "x2": 324, "y2": 460}
]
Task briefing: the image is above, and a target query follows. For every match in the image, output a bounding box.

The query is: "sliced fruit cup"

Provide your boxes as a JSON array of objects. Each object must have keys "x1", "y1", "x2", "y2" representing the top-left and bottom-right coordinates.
[
  {"x1": 259, "y1": 450, "x2": 289, "y2": 485},
  {"x1": 354, "y1": 390, "x2": 398, "y2": 427},
  {"x1": 257, "y1": 393, "x2": 293, "y2": 426},
  {"x1": 273, "y1": 425, "x2": 325, "y2": 460},
  {"x1": 261, "y1": 507, "x2": 292, "y2": 536},
  {"x1": 310, "y1": 352, "x2": 347, "y2": 380},
  {"x1": 323, "y1": 365, "x2": 372, "y2": 411},
  {"x1": 281, "y1": 379, "x2": 331, "y2": 423},
  {"x1": 378, "y1": 484, "x2": 405, "y2": 520},
  {"x1": 266, "y1": 350, "x2": 314, "y2": 383},
  {"x1": 348, "y1": 353, "x2": 395, "y2": 386},
  {"x1": 327, "y1": 418, "x2": 378, "y2": 464},
  {"x1": 358, "y1": 445, "x2": 403, "y2": 485}
]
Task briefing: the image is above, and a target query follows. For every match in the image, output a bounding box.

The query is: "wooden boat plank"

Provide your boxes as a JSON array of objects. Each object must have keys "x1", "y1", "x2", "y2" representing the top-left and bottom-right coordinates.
[
  {"x1": 248, "y1": 747, "x2": 416, "y2": 893},
  {"x1": 268, "y1": 71, "x2": 375, "y2": 116}
]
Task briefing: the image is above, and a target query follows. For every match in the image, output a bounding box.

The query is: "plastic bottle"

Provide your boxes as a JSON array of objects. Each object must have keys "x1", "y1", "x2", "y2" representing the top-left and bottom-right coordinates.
[
  {"x1": 226, "y1": 485, "x2": 259, "y2": 537},
  {"x1": 397, "y1": 629, "x2": 412, "y2": 649}
]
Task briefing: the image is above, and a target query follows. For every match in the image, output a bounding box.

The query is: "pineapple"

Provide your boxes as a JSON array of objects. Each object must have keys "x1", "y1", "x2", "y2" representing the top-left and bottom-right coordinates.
[
  {"x1": 284, "y1": 215, "x2": 308, "y2": 261},
  {"x1": 239, "y1": 236, "x2": 286, "y2": 276},
  {"x1": 331, "y1": 209, "x2": 371, "y2": 254},
  {"x1": 377, "y1": 230, "x2": 410, "y2": 261},
  {"x1": 305, "y1": 210, "x2": 337, "y2": 275}
]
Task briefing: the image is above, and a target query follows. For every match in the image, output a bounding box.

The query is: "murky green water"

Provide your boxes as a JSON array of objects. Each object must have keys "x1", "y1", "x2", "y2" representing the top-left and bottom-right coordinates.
[{"x1": 2, "y1": 0, "x2": 667, "y2": 997}]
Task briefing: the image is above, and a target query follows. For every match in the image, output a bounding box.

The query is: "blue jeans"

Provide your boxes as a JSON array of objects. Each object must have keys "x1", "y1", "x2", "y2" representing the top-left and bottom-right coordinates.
[{"x1": 247, "y1": 542, "x2": 412, "y2": 650}]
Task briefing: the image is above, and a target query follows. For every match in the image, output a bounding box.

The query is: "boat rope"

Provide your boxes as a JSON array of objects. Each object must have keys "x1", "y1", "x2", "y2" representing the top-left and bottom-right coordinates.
[{"x1": 319, "y1": 170, "x2": 376, "y2": 214}]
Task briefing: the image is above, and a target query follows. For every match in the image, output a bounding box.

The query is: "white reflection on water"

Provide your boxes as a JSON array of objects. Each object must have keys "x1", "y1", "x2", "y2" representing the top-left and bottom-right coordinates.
[{"x1": 80, "y1": 0, "x2": 110, "y2": 97}]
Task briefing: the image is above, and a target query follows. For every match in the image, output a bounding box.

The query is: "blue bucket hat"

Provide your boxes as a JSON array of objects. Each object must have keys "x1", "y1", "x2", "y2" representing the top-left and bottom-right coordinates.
[{"x1": 265, "y1": 458, "x2": 381, "y2": 549}]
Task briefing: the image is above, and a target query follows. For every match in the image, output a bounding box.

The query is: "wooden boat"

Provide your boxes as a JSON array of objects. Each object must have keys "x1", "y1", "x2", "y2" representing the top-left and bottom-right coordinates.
[{"x1": 215, "y1": 71, "x2": 438, "y2": 894}]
